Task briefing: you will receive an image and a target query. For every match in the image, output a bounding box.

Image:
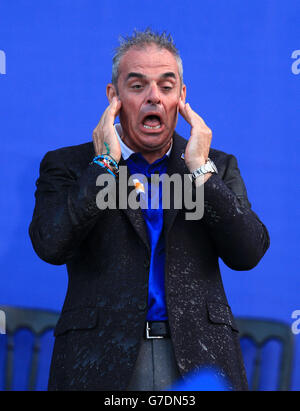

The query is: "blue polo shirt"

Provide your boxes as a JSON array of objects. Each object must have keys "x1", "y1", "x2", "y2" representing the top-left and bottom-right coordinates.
[{"x1": 114, "y1": 124, "x2": 171, "y2": 321}]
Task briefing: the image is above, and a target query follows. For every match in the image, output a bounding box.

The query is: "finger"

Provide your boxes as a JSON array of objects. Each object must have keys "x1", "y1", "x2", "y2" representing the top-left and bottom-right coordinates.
[
  {"x1": 93, "y1": 105, "x2": 111, "y2": 152},
  {"x1": 93, "y1": 98, "x2": 122, "y2": 155},
  {"x1": 178, "y1": 100, "x2": 187, "y2": 116},
  {"x1": 113, "y1": 98, "x2": 122, "y2": 119},
  {"x1": 102, "y1": 103, "x2": 120, "y2": 141},
  {"x1": 104, "y1": 97, "x2": 122, "y2": 125},
  {"x1": 178, "y1": 100, "x2": 188, "y2": 119},
  {"x1": 185, "y1": 103, "x2": 207, "y2": 127},
  {"x1": 179, "y1": 101, "x2": 193, "y2": 125},
  {"x1": 94, "y1": 104, "x2": 111, "y2": 136}
]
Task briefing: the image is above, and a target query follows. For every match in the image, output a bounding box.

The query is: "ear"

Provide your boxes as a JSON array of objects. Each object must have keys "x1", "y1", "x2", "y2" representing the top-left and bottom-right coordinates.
[
  {"x1": 106, "y1": 84, "x2": 118, "y2": 103},
  {"x1": 180, "y1": 84, "x2": 187, "y2": 104}
]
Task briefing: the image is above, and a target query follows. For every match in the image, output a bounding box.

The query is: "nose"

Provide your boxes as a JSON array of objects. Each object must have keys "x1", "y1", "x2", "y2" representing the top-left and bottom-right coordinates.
[{"x1": 146, "y1": 83, "x2": 161, "y2": 105}]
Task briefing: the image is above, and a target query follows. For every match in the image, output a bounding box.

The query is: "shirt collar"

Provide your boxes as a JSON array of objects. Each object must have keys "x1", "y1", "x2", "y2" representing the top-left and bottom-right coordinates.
[{"x1": 114, "y1": 123, "x2": 173, "y2": 161}]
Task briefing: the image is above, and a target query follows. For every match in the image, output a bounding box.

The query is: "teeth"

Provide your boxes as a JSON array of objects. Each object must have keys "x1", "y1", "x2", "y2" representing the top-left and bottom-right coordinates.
[{"x1": 143, "y1": 124, "x2": 161, "y2": 129}]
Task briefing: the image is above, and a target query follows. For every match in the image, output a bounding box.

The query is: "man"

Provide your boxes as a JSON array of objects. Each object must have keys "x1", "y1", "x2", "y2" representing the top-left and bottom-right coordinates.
[{"x1": 29, "y1": 29, "x2": 270, "y2": 391}]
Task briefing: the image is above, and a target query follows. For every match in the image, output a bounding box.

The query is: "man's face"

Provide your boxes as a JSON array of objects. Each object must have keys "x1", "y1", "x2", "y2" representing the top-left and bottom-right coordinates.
[{"x1": 112, "y1": 45, "x2": 186, "y2": 155}]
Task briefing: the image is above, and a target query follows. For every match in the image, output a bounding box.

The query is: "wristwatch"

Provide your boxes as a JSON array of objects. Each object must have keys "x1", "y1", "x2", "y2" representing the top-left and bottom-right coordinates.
[{"x1": 189, "y1": 158, "x2": 218, "y2": 182}]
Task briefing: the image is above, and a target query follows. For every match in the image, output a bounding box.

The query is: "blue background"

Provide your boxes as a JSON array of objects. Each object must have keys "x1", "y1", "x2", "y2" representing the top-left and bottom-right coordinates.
[{"x1": 0, "y1": 0, "x2": 299, "y2": 390}]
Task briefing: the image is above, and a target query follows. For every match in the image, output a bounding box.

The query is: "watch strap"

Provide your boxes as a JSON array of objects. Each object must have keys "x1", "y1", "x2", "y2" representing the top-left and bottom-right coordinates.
[{"x1": 190, "y1": 158, "x2": 218, "y2": 181}]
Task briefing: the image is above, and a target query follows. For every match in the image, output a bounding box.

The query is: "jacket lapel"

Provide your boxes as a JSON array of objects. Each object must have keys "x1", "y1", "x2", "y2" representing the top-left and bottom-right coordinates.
[
  {"x1": 163, "y1": 133, "x2": 189, "y2": 237},
  {"x1": 118, "y1": 156, "x2": 151, "y2": 255}
]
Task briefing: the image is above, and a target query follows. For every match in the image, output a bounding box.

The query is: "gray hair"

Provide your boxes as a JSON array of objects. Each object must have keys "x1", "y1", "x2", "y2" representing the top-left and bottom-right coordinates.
[{"x1": 112, "y1": 28, "x2": 184, "y2": 90}]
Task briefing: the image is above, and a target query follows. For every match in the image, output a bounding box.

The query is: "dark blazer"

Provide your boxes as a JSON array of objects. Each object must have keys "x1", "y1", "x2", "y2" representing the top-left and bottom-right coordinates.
[{"x1": 29, "y1": 132, "x2": 270, "y2": 391}]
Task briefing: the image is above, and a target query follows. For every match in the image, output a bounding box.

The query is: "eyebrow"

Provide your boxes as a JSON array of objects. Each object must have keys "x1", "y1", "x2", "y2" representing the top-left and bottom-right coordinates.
[
  {"x1": 126, "y1": 72, "x2": 177, "y2": 81},
  {"x1": 160, "y1": 72, "x2": 176, "y2": 80},
  {"x1": 126, "y1": 72, "x2": 146, "y2": 81}
]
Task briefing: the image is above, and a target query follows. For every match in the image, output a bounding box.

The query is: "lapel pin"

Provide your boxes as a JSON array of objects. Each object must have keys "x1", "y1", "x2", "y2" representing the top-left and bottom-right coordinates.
[{"x1": 133, "y1": 179, "x2": 145, "y2": 194}]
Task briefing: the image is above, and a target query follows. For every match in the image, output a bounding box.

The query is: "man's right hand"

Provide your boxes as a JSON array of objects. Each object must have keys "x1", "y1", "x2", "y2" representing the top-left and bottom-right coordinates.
[{"x1": 92, "y1": 97, "x2": 122, "y2": 162}]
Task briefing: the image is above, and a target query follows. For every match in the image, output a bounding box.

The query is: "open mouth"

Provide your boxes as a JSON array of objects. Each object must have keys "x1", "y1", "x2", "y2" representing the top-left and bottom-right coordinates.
[{"x1": 142, "y1": 114, "x2": 162, "y2": 130}]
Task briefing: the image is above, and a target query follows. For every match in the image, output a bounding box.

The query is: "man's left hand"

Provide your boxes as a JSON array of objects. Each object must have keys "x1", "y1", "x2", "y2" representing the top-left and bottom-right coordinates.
[{"x1": 179, "y1": 101, "x2": 212, "y2": 175}]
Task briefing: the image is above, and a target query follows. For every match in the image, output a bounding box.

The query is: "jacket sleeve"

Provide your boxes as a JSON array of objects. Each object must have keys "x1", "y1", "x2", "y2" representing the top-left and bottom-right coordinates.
[
  {"x1": 29, "y1": 149, "x2": 115, "y2": 265},
  {"x1": 201, "y1": 154, "x2": 270, "y2": 270}
]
